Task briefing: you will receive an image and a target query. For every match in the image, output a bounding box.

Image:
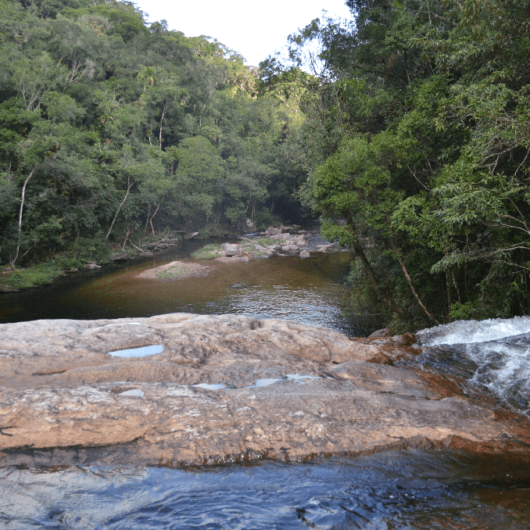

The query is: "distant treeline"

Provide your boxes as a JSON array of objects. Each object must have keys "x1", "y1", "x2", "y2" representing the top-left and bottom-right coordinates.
[{"x1": 0, "y1": 0, "x2": 307, "y2": 267}]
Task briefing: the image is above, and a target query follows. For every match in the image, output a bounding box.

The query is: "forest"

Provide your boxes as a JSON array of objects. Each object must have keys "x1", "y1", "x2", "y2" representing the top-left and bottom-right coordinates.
[
  {"x1": 264, "y1": 0, "x2": 530, "y2": 329},
  {"x1": 0, "y1": 0, "x2": 307, "y2": 272},
  {"x1": 1, "y1": 0, "x2": 530, "y2": 330}
]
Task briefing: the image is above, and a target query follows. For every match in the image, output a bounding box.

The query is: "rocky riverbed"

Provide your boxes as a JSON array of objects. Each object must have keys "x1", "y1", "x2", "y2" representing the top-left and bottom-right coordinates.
[
  {"x1": 191, "y1": 225, "x2": 341, "y2": 262},
  {"x1": 1, "y1": 313, "x2": 529, "y2": 468}
]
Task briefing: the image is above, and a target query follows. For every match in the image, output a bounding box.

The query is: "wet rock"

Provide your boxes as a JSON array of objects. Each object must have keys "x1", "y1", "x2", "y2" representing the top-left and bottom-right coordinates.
[
  {"x1": 1, "y1": 314, "x2": 529, "y2": 467},
  {"x1": 300, "y1": 250, "x2": 310, "y2": 259},
  {"x1": 0, "y1": 284, "x2": 18, "y2": 293},
  {"x1": 316, "y1": 245, "x2": 332, "y2": 252},
  {"x1": 216, "y1": 256, "x2": 250, "y2": 263},
  {"x1": 113, "y1": 253, "x2": 128, "y2": 262},
  {"x1": 229, "y1": 283, "x2": 248, "y2": 289},
  {"x1": 264, "y1": 226, "x2": 283, "y2": 236},
  {"x1": 65, "y1": 268, "x2": 78, "y2": 273},
  {"x1": 84, "y1": 263, "x2": 101, "y2": 270}
]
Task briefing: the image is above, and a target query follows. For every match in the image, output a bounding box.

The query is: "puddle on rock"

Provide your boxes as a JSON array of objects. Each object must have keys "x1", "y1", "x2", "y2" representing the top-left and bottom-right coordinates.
[
  {"x1": 246, "y1": 378, "x2": 282, "y2": 388},
  {"x1": 193, "y1": 383, "x2": 227, "y2": 390},
  {"x1": 108, "y1": 345, "x2": 164, "y2": 358},
  {"x1": 286, "y1": 374, "x2": 321, "y2": 384},
  {"x1": 118, "y1": 389, "x2": 144, "y2": 398}
]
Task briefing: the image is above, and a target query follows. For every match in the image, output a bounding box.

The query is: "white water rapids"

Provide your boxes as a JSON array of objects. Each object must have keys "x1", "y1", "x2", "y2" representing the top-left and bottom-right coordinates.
[{"x1": 417, "y1": 316, "x2": 530, "y2": 416}]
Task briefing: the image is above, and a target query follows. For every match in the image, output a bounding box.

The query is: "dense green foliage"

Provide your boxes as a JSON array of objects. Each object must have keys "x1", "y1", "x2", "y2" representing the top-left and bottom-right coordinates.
[
  {"x1": 2, "y1": 0, "x2": 529, "y2": 329},
  {"x1": 0, "y1": 0, "x2": 306, "y2": 268},
  {"x1": 265, "y1": 0, "x2": 530, "y2": 328}
]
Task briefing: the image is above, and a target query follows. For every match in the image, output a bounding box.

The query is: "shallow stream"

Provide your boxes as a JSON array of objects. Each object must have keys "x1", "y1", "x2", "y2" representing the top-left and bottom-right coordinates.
[{"x1": 1, "y1": 238, "x2": 530, "y2": 529}]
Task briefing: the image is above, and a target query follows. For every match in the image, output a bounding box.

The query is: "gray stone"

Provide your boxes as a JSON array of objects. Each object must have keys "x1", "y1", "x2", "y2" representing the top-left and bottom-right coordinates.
[
  {"x1": 265, "y1": 227, "x2": 282, "y2": 236},
  {"x1": 222, "y1": 243, "x2": 241, "y2": 257}
]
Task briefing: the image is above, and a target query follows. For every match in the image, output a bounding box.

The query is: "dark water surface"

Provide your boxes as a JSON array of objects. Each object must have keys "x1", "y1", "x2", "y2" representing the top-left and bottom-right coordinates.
[
  {"x1": 1, "y1": 240, "x2": 530, "y2": 529},
  {"x1": 0, "y1": 239, "x2": 378, "y2": 335},
  {"x1": 2, "y1": 451, "x2": 530, "y2": 529}
]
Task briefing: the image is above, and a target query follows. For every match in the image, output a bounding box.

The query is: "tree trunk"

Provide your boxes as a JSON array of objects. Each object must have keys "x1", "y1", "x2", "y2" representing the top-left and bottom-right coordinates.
[
  {"x1": 446, "y1": 268, "x2": 452, "y2": 322},
  {"x1": 149, "y1": 202, "x2": 162, "y2": 237},
  {"x1": 106, "y1": 177, "x2": 132, "y2": 240},
  {"x1": 121, "y1": 226, "x2": 131, "y2": 250},
  {"x1": 344, "y1": 213, "x2": 402, "y2": 314},
  {"x1": 397, "y1": 254, "x2": 440, "y2": 325},
  {"x1": 159, "y1": 106, "x2": 167, "y2": 150},
  {"x1": 144, "y1": 206, "x2": 151, "y2": 236},
  {"x1": 12, "y1": 168, "x2": 36, "y2": 266}
]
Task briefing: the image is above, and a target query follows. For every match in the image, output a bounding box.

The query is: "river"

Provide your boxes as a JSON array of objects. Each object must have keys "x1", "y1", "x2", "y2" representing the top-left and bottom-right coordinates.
[{"x1": 1, "y1": 238, "x2": 529, "y2": 529}]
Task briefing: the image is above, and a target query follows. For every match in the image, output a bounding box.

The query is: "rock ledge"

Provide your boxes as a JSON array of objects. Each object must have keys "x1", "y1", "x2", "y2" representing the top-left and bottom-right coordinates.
[{"x1": 1, "y1": 313, "x2": 529, "y2": 467}]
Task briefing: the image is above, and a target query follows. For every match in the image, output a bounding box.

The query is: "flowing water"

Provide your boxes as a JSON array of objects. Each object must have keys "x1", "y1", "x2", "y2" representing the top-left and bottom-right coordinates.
[{"x1": 1, "y1": 238, "x2": 530, "y2": 529}]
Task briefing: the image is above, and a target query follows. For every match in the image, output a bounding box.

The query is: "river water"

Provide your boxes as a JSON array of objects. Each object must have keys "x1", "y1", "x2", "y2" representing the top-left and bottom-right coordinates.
[{"x1": 1, "y1": 239, "x2": 530, "y2": 529}]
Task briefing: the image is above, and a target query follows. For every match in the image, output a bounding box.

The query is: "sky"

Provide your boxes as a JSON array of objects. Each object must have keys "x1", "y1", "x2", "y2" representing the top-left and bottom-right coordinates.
[{"x1": 134, "y1": 0, "x2": 353, "y2": 66}]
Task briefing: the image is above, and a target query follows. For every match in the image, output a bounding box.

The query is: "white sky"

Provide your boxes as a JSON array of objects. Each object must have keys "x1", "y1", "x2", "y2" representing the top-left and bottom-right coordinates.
[{"x1": 134, "y1": 0, "x2": 353, "y2": 66}]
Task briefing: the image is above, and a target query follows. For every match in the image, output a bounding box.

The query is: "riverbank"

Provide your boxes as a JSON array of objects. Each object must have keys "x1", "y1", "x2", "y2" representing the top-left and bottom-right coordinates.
[
  {"x1": 0, "y1": 224, "x2": 338, "y2": 291},
  {"x1": 0, "y1": 231, "x2": 185, "y2": 291}
]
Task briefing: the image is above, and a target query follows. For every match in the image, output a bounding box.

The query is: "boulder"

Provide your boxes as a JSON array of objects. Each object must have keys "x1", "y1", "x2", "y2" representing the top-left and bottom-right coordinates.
[
  {"x1": 316, "y1": 244, "x2": 332, "y2": 252},
  {"x1": 243, "y1": 218, "x2": 257, "y2": 233},
  {"x1": 265, "y1": 227, "x2": 282, "y2": 236},
  {"x1": 1, "y1": 314, "x2": 529, "y2": 468},
  {"x1": 84, "y1": 263, "x2": 101, "y2": 270},
  {"x1": 221, "y1": 243, "x2": 241, "y2": 257},
  {"x1": 368, "y1": 327, "x2": 392, "y2": 339},
  {"x1": 300, "y1": 250, "x2": 310, "y2": 259},
  {"x1": 183, "y1": 232, "x2": 199, "y2": 240}
]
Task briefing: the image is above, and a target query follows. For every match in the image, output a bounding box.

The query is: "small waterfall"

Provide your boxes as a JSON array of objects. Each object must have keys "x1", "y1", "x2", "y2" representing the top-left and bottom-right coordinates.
[{"x1": 417, "y1": 317, "x2": 530, "y2": 416}]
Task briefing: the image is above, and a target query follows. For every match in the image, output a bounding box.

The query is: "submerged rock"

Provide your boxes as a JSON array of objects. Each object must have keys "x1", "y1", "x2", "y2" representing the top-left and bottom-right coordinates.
[{"x1": 0, "y1": 313, "x2": 529, "y2": 467}]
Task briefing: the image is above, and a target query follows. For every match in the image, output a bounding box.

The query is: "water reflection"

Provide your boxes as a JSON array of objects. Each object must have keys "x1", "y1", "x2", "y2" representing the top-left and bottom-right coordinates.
[{"x1": 0, "y1": 240, "x2": 378, "y2": 335}]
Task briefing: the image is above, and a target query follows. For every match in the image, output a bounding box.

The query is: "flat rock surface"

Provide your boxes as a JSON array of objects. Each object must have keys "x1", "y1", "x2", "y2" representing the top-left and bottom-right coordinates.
[{"x1": 1, "y1": 314, "x2": 529, "y2": 467}]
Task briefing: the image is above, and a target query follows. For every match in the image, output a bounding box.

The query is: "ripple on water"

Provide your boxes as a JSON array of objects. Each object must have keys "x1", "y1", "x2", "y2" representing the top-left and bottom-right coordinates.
[{"x1": 1, "y1": 452, "x2": 530, "y2": 529}]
